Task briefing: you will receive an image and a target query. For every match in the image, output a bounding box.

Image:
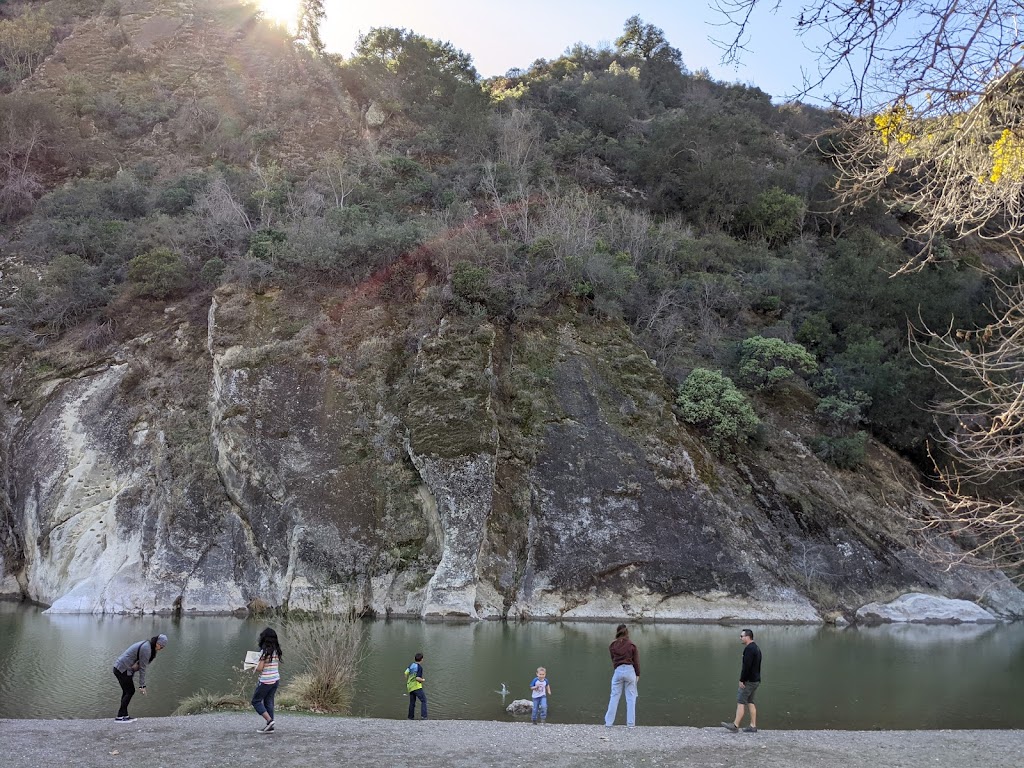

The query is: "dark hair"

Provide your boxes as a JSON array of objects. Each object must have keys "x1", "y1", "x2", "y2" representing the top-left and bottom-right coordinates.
[
  {"x1": 741, "y1": 629, "x2": 754, "y2": 640},
  {"x1": 148, "y1": 636, "x2": 161, "y2": 660},
  {"x1": 258, "y1": 627, "x2": 283, "y2": 661},
  {"x1": 614, "y1": 623, "x2": 629, "y2": 639},
  {"x1": 414, "y1": 652, "x2": 423, "y2": 662}
]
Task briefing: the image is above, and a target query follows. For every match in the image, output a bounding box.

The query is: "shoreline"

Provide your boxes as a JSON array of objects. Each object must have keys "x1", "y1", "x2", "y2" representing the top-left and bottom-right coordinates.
[
  {"x1": 2, "y1": 596, "x2": 1014, "y2": 625},
  {"x1": 1, "y1": 714, "x2": 1019, "y2": 768}
]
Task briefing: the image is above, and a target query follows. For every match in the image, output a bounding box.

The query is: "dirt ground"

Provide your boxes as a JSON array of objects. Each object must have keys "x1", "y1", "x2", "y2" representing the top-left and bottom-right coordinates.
[{"x1": 2, "y1": 714, "x2": 1020, "y2": 768}]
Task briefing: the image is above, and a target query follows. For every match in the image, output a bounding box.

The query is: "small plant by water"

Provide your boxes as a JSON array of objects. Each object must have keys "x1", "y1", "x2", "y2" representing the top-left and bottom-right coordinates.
[
  {"x1": 281, "y1": 614, "x2": 365, "y2": 714},
  {"x1": 174, "y1": 614, "x2": 365, "y2": 716}
]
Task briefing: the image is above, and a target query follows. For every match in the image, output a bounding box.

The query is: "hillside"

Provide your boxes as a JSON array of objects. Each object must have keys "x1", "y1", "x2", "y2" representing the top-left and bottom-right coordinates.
[{"x1": 0, "y1": 0, "x2": 1021, "y2": 619}]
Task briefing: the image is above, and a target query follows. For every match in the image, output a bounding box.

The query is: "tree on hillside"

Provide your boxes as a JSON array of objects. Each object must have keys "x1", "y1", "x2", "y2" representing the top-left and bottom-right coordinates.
[
  {"x1": 296, "y1": 0, "x2": 326, "y2": 56},
  {"x1": 614, "y1": 15, "x2": 687, "y2": 105},
  {"x1": 718, "y1": 0, "x2": 1024, "y2": 575},
  {"x1": 615, "y1": 15, "x2": 681, "y2": 64},
  {"x1": 339, "y1": 27, "x2": 487, "y2": 144}
]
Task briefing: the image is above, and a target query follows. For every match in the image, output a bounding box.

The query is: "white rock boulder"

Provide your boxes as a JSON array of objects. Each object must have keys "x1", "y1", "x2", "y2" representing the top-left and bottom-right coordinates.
[
  {"x1": 506, "y1": 699, "x2": 534, "y2": 716},
  {"x1": 856, "y1": 592, "x2": 999, "y2": 624}
]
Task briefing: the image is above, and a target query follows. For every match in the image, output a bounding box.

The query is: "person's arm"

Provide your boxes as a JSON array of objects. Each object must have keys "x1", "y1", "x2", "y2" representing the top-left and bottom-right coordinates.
[
  {"x1": 632, "y1": 643, "x2": 640, "y2": 678},
  {"x1": 137, "y1": 643, "x2": 152, "y2": 690},
  {"x1": 255, "y1": 654, "x2": 266, "y2": 676},
  {"x1": 416, "y1": 663, "x2": 424, "y2": 683},
  {"x1": 546, "y1": 683, "x2": 551, "y2": 695}
]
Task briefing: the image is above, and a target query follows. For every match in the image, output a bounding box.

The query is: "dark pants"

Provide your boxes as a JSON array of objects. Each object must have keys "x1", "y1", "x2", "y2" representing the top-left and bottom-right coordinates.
[
  {"x1": 408, "y1": 688, "x2": 427, "y2": 719},
  {"x1": 113, "y1": 667, "x2": 135, "y2": 718},
  {"x1": 251, "y1": 681, "x2": 279, "y2": 720}
]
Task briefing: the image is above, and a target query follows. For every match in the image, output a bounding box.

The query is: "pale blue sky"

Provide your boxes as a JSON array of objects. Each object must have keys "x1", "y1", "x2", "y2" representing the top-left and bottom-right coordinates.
[{"x1": 315, "y1": 1, "x2": 826, "y2": 102}]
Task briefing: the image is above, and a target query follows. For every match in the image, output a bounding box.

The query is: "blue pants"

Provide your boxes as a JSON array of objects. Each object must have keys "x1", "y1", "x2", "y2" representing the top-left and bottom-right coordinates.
[
  {"x1": 604, "y1": 664, "x2": 638, "y2": 727},
  {"x1": 408, "y1": 688, "x2": 428, "y2": 719},
  {"x1": 252, "y1": 681, "x2": 279, "y2": 720},
  {"x1": 532, "y1": 695, "x2": 548, "y2": 722}
]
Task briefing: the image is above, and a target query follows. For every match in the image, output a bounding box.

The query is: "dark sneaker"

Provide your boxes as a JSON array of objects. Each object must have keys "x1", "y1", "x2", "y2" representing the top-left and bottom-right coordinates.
[
  {"x1": 743, "y1": 726, "x2": 758, "y2": 733},
  {"x1": 721, "y1": 721, "x2": 739, "y2": 732},
  {"x1": 116, "y1": 716, "x2": 137, "y2": 723},
  {"x1": 257, "y1": 720, "x2": 275, "y2": 733}
]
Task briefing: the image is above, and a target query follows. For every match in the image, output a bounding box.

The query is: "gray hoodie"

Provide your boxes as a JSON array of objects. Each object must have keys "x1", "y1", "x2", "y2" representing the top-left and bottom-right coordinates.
[{"x1": 113, "y1": 641, "x2": 156, "y2": 687}]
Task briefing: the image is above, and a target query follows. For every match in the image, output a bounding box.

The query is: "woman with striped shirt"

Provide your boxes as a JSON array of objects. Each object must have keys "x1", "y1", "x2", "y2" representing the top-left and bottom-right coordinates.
[{"x1": 251, "y1": 627, "x2": 283, "y2": 733}]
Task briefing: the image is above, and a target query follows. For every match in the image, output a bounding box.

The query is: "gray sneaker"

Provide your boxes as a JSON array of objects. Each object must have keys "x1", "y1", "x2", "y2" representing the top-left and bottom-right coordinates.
[
  {"x1": 743, "y1": 726, "x2": 758, "y2": 733},
  {"x1": 721, "y1": 721, "x2": 739, "y2": 732},
  {"x1": 116, "y1": 716, "x2": 137, "y2": 723}
]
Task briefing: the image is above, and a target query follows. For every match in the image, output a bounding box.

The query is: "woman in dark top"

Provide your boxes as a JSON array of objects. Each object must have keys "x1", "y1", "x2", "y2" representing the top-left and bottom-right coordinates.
[{"x1": 603, "y1": 623, "x2": 640, "y2": 728}]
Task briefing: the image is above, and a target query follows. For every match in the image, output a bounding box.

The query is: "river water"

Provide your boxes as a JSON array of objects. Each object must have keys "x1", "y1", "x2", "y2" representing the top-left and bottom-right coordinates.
[{"x1": 1, "y1": 601, "x2": 1022, "y2": 728}]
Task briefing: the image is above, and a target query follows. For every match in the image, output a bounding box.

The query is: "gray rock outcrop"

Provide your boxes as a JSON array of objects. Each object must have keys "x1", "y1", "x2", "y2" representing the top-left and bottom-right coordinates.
[{"x1": 1, "y1": 287, "x2": 1021, "y2": 620}]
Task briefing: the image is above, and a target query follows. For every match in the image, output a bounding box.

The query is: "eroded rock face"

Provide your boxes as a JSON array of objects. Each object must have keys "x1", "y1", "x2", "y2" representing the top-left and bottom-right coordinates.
[{"x1": 1, "y1": 288, "x2": 1021, "y2": 620}]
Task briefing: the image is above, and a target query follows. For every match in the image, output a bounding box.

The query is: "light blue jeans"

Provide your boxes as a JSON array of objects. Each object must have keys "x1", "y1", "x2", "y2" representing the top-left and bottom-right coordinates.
[
  {"x1": 531, "y1": 695, "x2": 548, "y2": 722},
  {"x1": 604, "y1": 664, "x2": 638, "y2": 727}
]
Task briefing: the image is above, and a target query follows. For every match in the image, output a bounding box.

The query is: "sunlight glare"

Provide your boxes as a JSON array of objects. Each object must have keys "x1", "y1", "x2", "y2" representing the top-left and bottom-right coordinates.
[{"x1": 256, "y1": 0, "x2": 301, "y2": 31}]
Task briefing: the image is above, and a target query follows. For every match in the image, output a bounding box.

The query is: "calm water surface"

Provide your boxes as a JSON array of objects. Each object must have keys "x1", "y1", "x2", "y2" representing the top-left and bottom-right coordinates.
[{"x1": 1, "y1": 601, "x2": 1022, "y2": 728}]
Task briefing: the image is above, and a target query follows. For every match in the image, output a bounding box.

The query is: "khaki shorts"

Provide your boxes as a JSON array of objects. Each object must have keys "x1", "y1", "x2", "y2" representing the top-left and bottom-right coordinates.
[{"x1": 737, "y1": 681, "x2": 759, "y2": 705}]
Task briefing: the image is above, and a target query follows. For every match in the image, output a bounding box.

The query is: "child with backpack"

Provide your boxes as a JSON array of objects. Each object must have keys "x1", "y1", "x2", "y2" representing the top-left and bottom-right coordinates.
[{"x1": 405, "y1": 652, "x2": 427, "y2": 720}]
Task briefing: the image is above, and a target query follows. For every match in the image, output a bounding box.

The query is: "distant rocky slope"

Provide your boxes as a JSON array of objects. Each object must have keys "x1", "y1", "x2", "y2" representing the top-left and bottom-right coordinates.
[{"x1": 2, "y1": 284, "x2": 1021, "y2": 620}]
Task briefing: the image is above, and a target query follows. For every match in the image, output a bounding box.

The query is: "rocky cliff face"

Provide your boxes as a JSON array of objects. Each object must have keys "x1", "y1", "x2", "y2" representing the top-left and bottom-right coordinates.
[{"x1": 2, "y1": 285, "x2": 1021, "y2": 620}]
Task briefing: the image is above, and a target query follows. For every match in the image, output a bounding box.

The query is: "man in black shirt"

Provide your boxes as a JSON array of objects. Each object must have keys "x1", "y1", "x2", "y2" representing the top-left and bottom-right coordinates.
[{"x1": 721, "y1": 628, "x2": 762, "y2": 733}]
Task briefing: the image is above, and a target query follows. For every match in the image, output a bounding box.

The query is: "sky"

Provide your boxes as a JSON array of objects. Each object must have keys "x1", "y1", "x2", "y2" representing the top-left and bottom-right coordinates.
[{"x1": 263, "y1": 1, "x2": 829, "y2": 103}]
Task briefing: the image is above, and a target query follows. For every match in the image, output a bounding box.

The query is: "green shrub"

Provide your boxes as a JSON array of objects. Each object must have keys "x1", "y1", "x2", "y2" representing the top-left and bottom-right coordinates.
[
  {"x1": 173, "y1": 689, "x2": 248, "y2": 716},
  {"x1": 35, "y1": 254, "x2": 109, "y2": 331},
  {"x1": 815, "y1": 390, "x2": 871, "y2": 427},
  {"x1": 796, "y1": 312, "x2": 838, "y2": 355},
  {"x1": 734, "y1": 186, "x2": 805, "y2": 246},
  {"x1": 248, "y1": 229, "x2": 287, "y2": 261},
  {"x1": 451, "y1": 261, "x2": 493, "y2": 303},
  {"x1": 677, "y1": 368, "x2": 760, "y2": 458},
  {"x1": 127, "y1": 247, "x2": 188, "y2": 298},
  {"x1": 737, "y1": 336, "x2": 818, "y2": 391},
  {"x1": 811, "y1": 432, "x2": 868, "y2": 470},
  {"x1": 199, "y1": 257, "x2": 226, "y2": 286}
]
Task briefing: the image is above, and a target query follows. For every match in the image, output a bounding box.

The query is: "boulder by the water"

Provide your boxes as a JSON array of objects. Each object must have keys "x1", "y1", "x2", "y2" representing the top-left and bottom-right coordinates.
[
  {"x1": 506, "y1": 699, "x2": 533, "y2": 716},
  {"x1": 856, "y1": 593, "x2": 998, "y2": 624}
]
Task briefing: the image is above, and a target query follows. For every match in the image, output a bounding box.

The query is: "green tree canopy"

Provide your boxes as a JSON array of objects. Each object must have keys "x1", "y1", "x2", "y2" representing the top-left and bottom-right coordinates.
[
  {"x1": 737, "y1": 336, "x2": 818, "y2": 391},
  {"x1": 677, "y1": 368, "x2": 760, "y2": 458}
]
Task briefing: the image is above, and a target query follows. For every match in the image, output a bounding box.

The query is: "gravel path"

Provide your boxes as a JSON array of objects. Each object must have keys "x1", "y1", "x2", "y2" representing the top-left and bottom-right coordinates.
[{"x1": 2, "y1": 714, "x2": 1020, "y2": 768}]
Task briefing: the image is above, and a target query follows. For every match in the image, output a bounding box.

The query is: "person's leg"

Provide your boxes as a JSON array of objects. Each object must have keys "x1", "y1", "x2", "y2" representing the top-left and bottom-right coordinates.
[
  {"x1": 113, "y1": 668, "x2": 135, "y2": 718},
  {"x1": 604, "y1": 668, "x2": 624, "y2": 726},
  {"x1": 539, "y1": 695, "x2": 548, "y2": 723},
  {"x1": 252, "y1": 683, "x2": 271, "y2": 723},
  {"x1": 748, "y1": 703, "x2": 757, "y2": 728},
  {"x1": 532, "y1": 697, "x2": 540, "y2": 723},
  {"x1": 735, "y1": 702, "x2": 746, "y2": 726},
  {"x1": 418, "y1": 689, "x2": 428, "y2": 719},
  {"x1": 624, "y1": 669, "x2": 638, "y2": 727},
  {"x1": 408, "y1": 691, "x2": 416, "y2": 720},
  {"x1": 265, "y1": 681, "x2": 278, "y2": 723}
]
